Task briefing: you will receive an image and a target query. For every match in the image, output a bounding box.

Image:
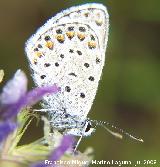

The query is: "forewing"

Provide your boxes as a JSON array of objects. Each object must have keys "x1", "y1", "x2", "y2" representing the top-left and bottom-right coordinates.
[{"x1": 25, "y1": 3, "x2": 109, "y2": 119}]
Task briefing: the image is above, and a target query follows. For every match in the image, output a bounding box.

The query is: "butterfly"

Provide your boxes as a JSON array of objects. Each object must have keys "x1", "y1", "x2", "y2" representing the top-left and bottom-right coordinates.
[{"x1": 25, "y1": 3, "x2": 143, "y2": 144}]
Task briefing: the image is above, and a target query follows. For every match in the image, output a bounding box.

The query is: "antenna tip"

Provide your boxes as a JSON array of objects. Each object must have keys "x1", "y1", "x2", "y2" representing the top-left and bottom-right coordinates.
[{"x1": 139, "y1": 139, "x2": 144, "y2": 142}]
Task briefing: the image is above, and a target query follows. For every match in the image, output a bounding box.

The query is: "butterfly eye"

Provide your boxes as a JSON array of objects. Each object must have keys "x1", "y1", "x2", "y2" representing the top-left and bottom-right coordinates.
[{"x1": 85, "y1": 122, "x2": 92, "y2": 132}]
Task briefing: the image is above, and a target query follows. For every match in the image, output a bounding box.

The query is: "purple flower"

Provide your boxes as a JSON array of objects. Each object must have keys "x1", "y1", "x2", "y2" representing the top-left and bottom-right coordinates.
[
  {"x1": 0, "y1": 69, "x2": 27, "y2": 105},
  {"x1": 31, "y1": 135, "x2": 75, "y2": 167},
  {"x1": 0, "y1": 69, "x2": 60, "y2": 142},
  {"x1": 0, "y1": 69, "x2": 60, "y2": 120},
  {"x1": 49, "y1": 135, "x2": 75, "y2": 161},
  {"x1": 0, "y1": 121, "x2": 17, "y2": 142}
]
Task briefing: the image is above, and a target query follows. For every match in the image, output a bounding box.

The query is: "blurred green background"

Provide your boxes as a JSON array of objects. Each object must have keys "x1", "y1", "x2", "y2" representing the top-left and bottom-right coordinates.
[{"x1": 0, "y1": 0, "x2": 160, "y2": 165}]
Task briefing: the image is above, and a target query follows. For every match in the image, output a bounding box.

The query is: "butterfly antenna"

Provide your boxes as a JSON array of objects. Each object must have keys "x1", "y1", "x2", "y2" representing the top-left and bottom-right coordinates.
[{"x1": 92, "y1": 120, "x2": 144, "y2": 142}]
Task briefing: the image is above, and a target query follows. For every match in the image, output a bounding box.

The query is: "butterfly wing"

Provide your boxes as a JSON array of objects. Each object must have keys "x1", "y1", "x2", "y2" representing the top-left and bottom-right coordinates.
[{"x1": 25, "y1": 3, "x2": 109, "y2": 120}]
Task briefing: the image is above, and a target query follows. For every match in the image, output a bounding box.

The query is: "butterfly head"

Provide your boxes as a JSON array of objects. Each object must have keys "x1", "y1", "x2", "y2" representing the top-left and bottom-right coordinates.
[{"x1": 65, "y1": 120, "x2": 96, "y2": 137}]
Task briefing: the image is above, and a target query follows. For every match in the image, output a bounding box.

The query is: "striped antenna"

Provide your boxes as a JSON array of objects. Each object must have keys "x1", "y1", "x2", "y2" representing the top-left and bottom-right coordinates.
[{"x1": 91, "y1": 120, "x2": 144, "y2": 142}]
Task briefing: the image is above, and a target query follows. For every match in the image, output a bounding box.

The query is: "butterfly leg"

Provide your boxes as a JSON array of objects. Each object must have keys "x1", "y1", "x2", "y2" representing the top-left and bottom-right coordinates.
[
  {"x1": 74, "y1": 135, "x2": 83, "y2": 152},
  {"x1": 33, "y1": 108, "x2": 55, "y2": 112}
]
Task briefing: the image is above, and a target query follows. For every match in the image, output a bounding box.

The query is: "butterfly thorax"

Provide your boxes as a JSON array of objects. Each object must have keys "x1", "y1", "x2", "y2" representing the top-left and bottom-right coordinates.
[{"x1": 48, "y1": 111, "x2": 95, "y2": 136}]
